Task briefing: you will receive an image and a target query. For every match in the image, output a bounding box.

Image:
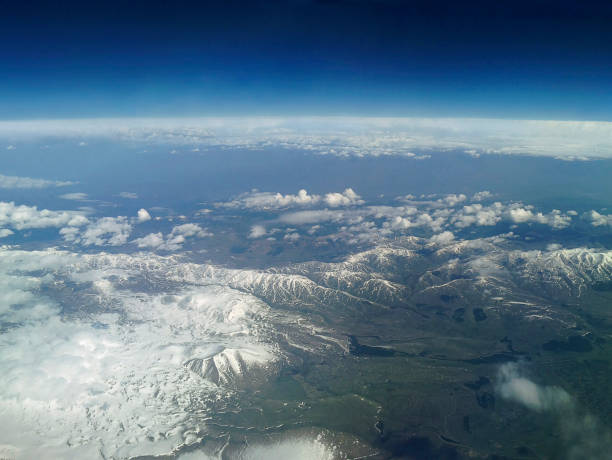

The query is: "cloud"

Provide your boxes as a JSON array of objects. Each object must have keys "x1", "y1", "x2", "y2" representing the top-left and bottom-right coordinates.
[
  {"x1": 219, "y1": 189, "x2": 320, "y2": 210},
  {"x1": 118, "y1": 192, "x2": 138, "y2": 199},
  {"x1": 397, "y1": 193, "x2": 468, "y2": 208},
  {"x1": 270, "y1": 195, "x2": 575, "y2": 245},
  {"x1": 430, "y1": 231, "x2": 455, "y2": 245},
  {"x1": 217, "y1": 188, "x2": 362, "y2": 210},
  {"x1": 0, "y1": 229, "x2": 14, "y2": 238},
  {"x1": 279, "y1": 209, "x2": 346, "y2": 225},
  {"x1": 583, "y1": 210, "x2": 612, "y2": 227},
  {"x1": 0, "y1": 201, "x2": 89, "y2": 230},
  {"x1": 440, "y1": 194, "x2": 466, "y2": 206},
  {"x1": 171, "y1": 223, "x2": 211, "y2": 238},
  {"x1": 248, "y1": 224, "x2": 268, "y2": 239},
  {"x1": 497, "y1": 363, "x2": 571, "y2": 412},
  {"x1": 60, "y1": 192, "x2": 89, "y2": 201},
  {"x1": 323, "y1": 188, "x2": 364, "y2": 207},
  {"x1": 385, "y1": 212, "x2": 445, "y2": 232},
  {"x1": 2, "y1": 117, "x2": 611, "y2": 159},
  {"x1": 284, "y1": 232, "x2": 300, "y2": 241},
  {"x1": 133, "y1": 223, "x2": 212, "y2": 250},
  {"x1": 452, "y1": 202, "x2": 572, "y2": 230},
  {"x1": 471, "y1": 190, "x2": 493, "y2": 201},
  {"x1": 507, "y1": 207, "x2": 572, "y2": 229},
  {"x1": 0, "y1": 174, "x2": 74, "y2": 189},
  {"x1": 62, "y1": 216, "x2": 132, "y2": 246},
  {"x1": 137, "y1": 208, "x2": 151, "y2": 222},
  {"x1": 133, "y1": 231, "x2": 164, "y2": 248},
  {"x1": 497, "y1": 363, "x2": 612, "y2": 459}
]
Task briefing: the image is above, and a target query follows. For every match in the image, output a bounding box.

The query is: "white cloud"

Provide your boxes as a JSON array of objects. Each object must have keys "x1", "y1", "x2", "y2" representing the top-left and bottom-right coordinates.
[
  {"x1": 279, "y1": 209, "x2": 346, "y2": 225},
  {"x1": 272, "y1": 195, "x2": 576, "y2": 245},
  {"x1": 323, "y1": 188, "x2": 364, "y2": 207},
  {"x1": 60, "y1": 192, "x2": 89, "y2": 201},
  {"x1": 219, "y1": 189, "x2": 319, "y2": 210},
  {"x1": 0, "y1": 201, "x2": 89, "y2": 230},
  {"x1": 248, "y1": 225, "x2": 268, "y2": 239},
  {"x1": 2, "y1": 117, "x2": 611, "y2": 159},
  {"x1": 452, "y1": 202, "x2": 572, "y2": 230},
  {"x1": 62, "y1": 217, "x2": 132, "y2": 246},
  {"x1": 133, "y1": 231, "x2": 165, "y2": 248},
  {"x1": 439, "y1": 194, "x2": 466, "y2": 206},
  {"x1": 430, "y1": 231, "x2": 455, "y2": 245},
  {"x1": 497, "y1": 363, "x2": 571, "y2": 412},
  {"x1": 284, "y1": 232, "x2": 300, "y2": 242},
  {"x1": 496, "y1": 364, "x2": 612, "y2": 459},
  {"x1": 171, "y1": 223, "x2": 211, "y2": 238},
  {"x1": 0, "y1": 174, "x2": 74, "y2": 189},
  {"x1": 137, "y1": 208, "x2": 151, "y2": 222},
  {"x1": 133, "y1": 223, "x2": 212, "y2": 250},
  {"x1": 218, "y1": 188, "x2": 362, "y2": 211},
  {"x1": 118, "y1": 192, "x2": 138, "y2": 199},
  {"x1": 0, "y1": 229, "x2": 14, "y2": 238},
  {"x1": 583, "y1": 210, "x2": 612, "y2": 227},
  {"x1": 471, "y1": 190, "x2": 493, "y2": 201}
]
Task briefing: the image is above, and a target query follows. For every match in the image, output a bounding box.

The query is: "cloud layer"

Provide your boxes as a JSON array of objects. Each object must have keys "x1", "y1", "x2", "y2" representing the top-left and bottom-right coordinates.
[
  {"x1": 2, "y1": 117, "x2": 612, "y2": 159},
  {"x1": 0, "y1": 174, "x2": 74, "y2": 189},
  {"x1": 218, "y1": 188, "x2": 363, "y2": 210}
]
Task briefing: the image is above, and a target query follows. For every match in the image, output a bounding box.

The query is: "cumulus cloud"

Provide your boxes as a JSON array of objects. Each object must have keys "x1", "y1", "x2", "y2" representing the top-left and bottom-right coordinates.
[
  {"x1": 471, "y1": 190, "x2": 493, "y2": 201},
  {"x1": 583, "y1": 210, "x2": 612, "y2": 227},
  {"x1": 248, "y1": 224, "x2": 268, "y2": 239},
  {"x1": 452, "y1": 203, "x2": 502, "y2": 227},
  {"x1": 385, "y1": 212, "x2": 445, "y2": 232},
  {"x1": 0, "y1": 201, "x2": 89, "y2": 230},
  {"x1": 322, "y1": 188, "x2": 364, "y2": 207},
  {"x1": 272, "y1": 195, "x2": 575, "y2": 246},
  {"x1": 137, "y1": 208, "x2": 151, "y2": 222},
  {"x1": 133, "y1": 223, "x2": 212, "y2": 250},
  {"x1": 440, "y1": 194, "x2": 467, "y2": 206},
  {"x1": 62, "y1": 216, "x2": 132, "y2": 246},
  {"x1": 219, "y1": 189, "x2": 319, "y2": 210},
  {"x1": 507, "y1": 207, "x2": 572, "y2": 229},
  {"x1": 132, "y1": 231, "x2": 164, "y2": 248},
  {"x1": 284, "y1": 232, "x2": 300, "y2": 242},
  {"x1": 217, "y1": 188, "x2": 362, "y2": 210},
  {"x1": 452, "y1": 202, "x2": 572, "y2": 230},
  {"x1": 430, "y1": 231, "x2": 455, "y2": 245},
  {"x1": 0, "y1": 174, "x2": 74, "y2": 189},
  {"x1": 0, "y1": 229, "x2": 14, "y2": 238}
]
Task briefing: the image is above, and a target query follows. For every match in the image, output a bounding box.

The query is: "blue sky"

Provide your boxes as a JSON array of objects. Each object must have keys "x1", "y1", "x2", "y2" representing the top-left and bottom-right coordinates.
[{"x1": 2, "y1": 0, "x2": 611, "y2": 119}]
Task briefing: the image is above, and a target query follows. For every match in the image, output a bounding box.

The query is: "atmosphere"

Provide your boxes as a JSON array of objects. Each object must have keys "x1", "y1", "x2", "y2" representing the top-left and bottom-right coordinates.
[
  {"x1": 2, "y1": 0, "x2": 612, "y2": 119},
  {"x1": 2, "y1": 2, "x2": 612, "y2": 460}
]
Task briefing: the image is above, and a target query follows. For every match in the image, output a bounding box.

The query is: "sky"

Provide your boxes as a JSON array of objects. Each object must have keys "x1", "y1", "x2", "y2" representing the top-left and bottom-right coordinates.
[{"x1": 2, "y1": 0, "x2": 612, "y2": 120}]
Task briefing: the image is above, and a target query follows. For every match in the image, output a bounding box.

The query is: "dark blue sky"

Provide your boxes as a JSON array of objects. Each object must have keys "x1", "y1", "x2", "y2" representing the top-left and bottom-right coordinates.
[{"x1": 2, "y1": 0, "x2": 611, "y2": 120}]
